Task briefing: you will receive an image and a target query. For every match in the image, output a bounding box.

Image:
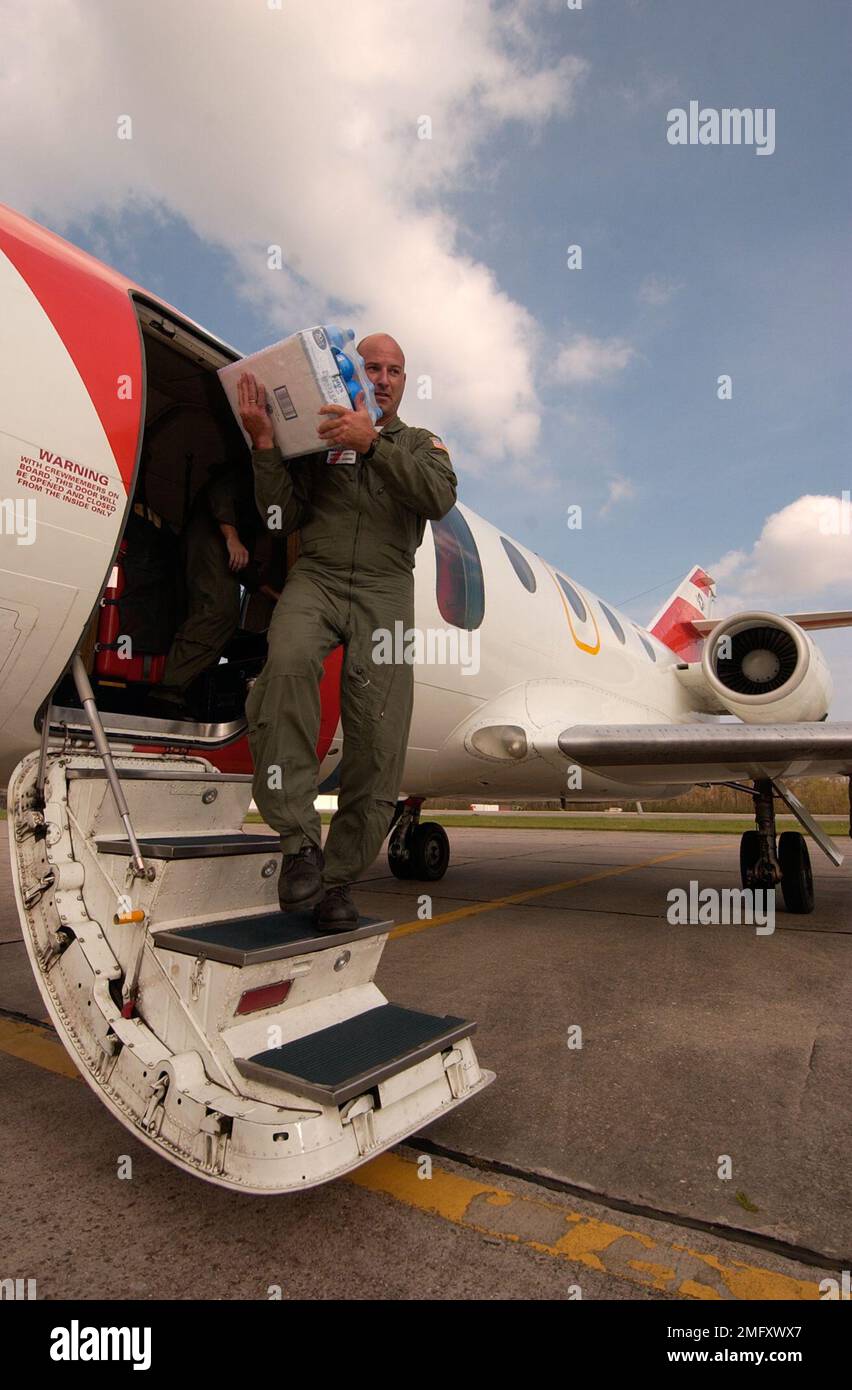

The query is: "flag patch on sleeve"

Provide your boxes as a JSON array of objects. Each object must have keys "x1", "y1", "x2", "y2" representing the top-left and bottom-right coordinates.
[{"x1": 430, "y1": 437, "x2": 449, "y2": 451}]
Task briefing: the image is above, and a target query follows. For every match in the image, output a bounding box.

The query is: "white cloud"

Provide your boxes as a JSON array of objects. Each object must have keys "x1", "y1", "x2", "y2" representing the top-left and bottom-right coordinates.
[
  {"x1": 553, "y1": 334, "x2": 635, "y2": 384},
  {"x1": 711, "y1": 494, "x2": 852, "y2": 612},
  {"x1": 708, "y1": 495, "x2": 852, "y2": 716},
  {"x1": 616, "y1": 68, "x2": 680, "y2": 112},
  {"x1": 638, "y1": 273, "x2": 683, "y2": 306},
  {"x1": 0, "y1": 0, "x2": 587, "y2": 466},
  {"x1": 599, "y1": 474, "x2": 637, "y2": 516},
  {"x1": 708, "y1": 549, "x2": 748, "y2": 585}
]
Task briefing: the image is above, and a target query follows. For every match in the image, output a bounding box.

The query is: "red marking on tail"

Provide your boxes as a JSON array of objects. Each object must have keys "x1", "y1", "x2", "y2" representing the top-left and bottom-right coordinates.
[
  {"x1": 652, "y1": 597, "x2": 706, "y2": 662},
  {"x1": 689, "y1": 567, "x2": 714, "y2": 595}
]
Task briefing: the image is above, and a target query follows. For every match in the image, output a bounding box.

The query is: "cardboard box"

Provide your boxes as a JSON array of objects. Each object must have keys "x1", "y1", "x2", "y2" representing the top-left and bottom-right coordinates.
[{"x1": 218, "y1": 327, "x2": 354, "y2": 460}]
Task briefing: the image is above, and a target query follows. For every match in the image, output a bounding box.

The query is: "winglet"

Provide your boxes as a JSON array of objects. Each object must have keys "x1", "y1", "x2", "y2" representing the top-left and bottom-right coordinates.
[{"x1": 649, "y1": 567, "x2": 716, "y2": 661}]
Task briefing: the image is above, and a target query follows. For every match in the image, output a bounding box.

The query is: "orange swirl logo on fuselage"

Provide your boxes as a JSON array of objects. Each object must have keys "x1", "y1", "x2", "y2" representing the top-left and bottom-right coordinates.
[{"x1": 547, "y1": 566, "x2": 601, "y2": 655}]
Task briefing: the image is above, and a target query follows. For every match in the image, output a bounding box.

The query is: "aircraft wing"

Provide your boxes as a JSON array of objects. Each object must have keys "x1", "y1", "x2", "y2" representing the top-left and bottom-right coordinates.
[
  {"x1": 692, "y1": 610, "x2": 852, "y2": 635},
  {"x1": 557, "y1": 722, "x2": 852, "y2": 783}
]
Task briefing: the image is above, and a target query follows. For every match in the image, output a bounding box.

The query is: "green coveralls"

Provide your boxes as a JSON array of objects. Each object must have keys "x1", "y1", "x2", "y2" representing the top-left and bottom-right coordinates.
[
  {"x1": 245, "y1": 416, "x2": 457, "y2": 888},
  {"x1": 159, "y1": 466, "x2": 255, "y2": 700}
]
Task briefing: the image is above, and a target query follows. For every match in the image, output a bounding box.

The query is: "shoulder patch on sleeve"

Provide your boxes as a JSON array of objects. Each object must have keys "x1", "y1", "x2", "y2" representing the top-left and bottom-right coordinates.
[{"x1": 430, "y1": 436, "x2": 449, "y2": 451}]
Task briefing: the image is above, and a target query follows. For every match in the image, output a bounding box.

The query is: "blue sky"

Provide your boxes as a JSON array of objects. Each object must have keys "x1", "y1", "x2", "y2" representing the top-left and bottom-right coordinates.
[{"x1": 3, "y1": 0, "x2": 850, "y2": 698}]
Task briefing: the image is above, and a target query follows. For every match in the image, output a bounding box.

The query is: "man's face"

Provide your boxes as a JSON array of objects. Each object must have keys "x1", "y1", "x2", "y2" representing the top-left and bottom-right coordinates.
[{"x1": 358, "y1": 335, "x2": 406, "y2": 422}]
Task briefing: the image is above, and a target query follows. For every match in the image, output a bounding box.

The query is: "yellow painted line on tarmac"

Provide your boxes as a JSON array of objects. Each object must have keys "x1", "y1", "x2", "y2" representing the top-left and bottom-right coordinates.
[
  {"x1": 0, "y1": 1015, "x2": 826, "y2": 1300},
  {"x1": 390, "y1": 845, "x2": 707, "y2": 940},
  {"x1": 0, "y1": 1017, "x2": 81, "y2": 1079},
  {"x1": 349, "y1": 1152, "x2": 824, "y2": 1301}
]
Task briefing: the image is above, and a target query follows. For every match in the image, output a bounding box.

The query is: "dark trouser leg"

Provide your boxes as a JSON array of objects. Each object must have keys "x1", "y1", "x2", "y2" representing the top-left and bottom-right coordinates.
[
  {"x1": 160, "y1": 512, "x2": 241, "y2": 697},
  {"x1": 245, "y1": 566, "x2": 344, "y2": 853},
  {"x1": 323, "y1": 584, "x2": 415, "y2": 888}
]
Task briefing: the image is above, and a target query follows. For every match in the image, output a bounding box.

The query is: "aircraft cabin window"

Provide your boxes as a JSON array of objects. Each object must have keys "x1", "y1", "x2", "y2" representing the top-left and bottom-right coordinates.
[
  {"x1": 500, "y1": 536, "x2": 536, "y2": 593},
  {"x1": 431, "y1": 507, "x2": 485, "y2": 630},
  {"x1": 599, "y1": 603, "x2": 626, "y2": 644},
  {"x1": 556, "y1": 573, "x2": 587, "y2": 623},
  {"x1": 635, "y1": 627, "x2": 657, "y2": 661}
]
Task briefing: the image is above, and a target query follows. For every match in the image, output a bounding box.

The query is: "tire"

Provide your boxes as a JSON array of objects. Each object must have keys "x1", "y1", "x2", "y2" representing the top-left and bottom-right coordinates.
[
  {"x1": 388, "y1": 844, "x2": 414, "y2": 879},
  {"x1": 409, "y1": 822, "x2": 450, "y2": 881},
  {"x1": 739, "y1": 830, "x2": 762, "y2": 888},
  {"x1": 778, "y1": 831, "x2": 815, "y2": 914}
]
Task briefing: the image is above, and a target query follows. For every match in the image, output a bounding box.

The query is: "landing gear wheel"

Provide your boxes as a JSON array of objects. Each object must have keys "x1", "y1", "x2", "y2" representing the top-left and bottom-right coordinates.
[
  {"x1": 409, "y1": 823, "x2": 450, "y2": 881},
  {"x1": 388, "y1": 852, "x2": 414, "y2": 880},
  {"x1": 778, "y1": 831, "x2": 814, "y2": 915},
  {"x1": 739, "y1": 830, "x2": 762, "y2": 888}
]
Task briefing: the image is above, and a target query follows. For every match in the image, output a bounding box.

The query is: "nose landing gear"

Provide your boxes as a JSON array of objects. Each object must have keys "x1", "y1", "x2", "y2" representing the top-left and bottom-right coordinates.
[{"x1": 388, "y1": 797, "x2": 451, "y2": 881}]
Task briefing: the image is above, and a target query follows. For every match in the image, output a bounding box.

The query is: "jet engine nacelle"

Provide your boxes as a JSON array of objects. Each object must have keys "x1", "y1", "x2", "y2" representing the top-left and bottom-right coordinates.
[{"x1": 701, "y1": 611, "x2": 833, "y2": 724}]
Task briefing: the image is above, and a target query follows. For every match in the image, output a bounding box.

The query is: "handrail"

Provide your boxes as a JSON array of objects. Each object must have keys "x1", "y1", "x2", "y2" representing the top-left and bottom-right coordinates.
[{"x1": 70, "y1": 654, "x2": 153, "y2": 880}]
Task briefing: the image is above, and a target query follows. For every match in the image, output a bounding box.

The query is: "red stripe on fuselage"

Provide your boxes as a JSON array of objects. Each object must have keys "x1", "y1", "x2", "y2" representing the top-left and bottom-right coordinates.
[
  {"x1": 0, "y1": 205, "x2": 142, "y2": 492},
  {"x1": 150, "y1": 645, "x2": 345, "y2": 776},
  {"x1": 316, "y1": 644, "x2": 344, "y2": 762}
]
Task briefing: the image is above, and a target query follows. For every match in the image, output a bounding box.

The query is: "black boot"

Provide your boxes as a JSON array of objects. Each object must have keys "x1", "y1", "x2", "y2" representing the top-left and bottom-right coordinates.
[
  {"x1": 313, "y1": 884, "x2": 358, "y2": 933},
  {"x1": 278, "y1": 841, "x2": 324, "y2": 909}
]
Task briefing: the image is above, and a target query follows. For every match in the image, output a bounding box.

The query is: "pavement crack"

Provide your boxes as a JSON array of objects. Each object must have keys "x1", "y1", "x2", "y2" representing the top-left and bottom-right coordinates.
[{"x1": 402, "y1": 1137, "x2": 850, "y2": 1273}]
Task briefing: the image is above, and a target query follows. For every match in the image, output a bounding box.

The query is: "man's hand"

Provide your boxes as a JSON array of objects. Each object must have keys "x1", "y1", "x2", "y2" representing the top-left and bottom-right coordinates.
[
  {"x1": 220, "y1": 525, "x2": 250, "y2": 572},
  {"x1": 317, "y1": 391, "x2": 378, "y2": 454},
  {"x1": 238, "y1": 372, "x2": 275, "y2": 450}
]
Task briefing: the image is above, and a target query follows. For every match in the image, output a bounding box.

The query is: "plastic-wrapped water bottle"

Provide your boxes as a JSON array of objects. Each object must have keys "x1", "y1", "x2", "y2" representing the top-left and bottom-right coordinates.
[
  {"x1": 324, "y1": 324, "x2": 381, "y2": 423},
  {"x1": 325, "y1": 325, "x2": 347, "y2": 350},
  {"x1": 331, "y1": 347, "x2": 355, "y2": 381}
]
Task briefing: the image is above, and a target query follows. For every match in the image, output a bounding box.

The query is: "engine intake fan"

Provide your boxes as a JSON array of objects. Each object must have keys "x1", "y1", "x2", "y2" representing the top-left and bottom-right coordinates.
[
  {"x1": 715, "y1": 624, "x2": 799, "y2": 696},
  {"x1": 701, "y1": 611, "x2": 832, "y2": 724}
]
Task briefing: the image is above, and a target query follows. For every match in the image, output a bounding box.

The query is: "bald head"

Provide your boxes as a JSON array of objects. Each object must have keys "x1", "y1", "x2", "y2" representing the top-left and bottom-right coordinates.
[
  {"x1": 357, "y1": 333, "x2": 406, "y2": 422},
  {"x1": 358, "y1": 333, "x2": 405, "y2": 367}
]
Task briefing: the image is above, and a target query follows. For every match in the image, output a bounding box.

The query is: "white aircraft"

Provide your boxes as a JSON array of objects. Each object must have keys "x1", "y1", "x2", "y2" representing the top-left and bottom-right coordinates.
[{"x1": 2, "y1": 203, "x2": 850, "y2": 1192}]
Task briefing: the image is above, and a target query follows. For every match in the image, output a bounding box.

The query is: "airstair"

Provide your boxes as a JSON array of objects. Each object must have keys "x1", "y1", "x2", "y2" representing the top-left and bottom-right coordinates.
[{"x1": 8, "y1": 658, "x2": 492, "y2": 1192}]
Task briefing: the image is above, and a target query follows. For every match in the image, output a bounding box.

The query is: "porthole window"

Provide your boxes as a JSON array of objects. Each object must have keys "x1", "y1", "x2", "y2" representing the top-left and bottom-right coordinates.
[
  {"x1": 599, "y1": 603, "x2": 626, "y2": 644},
  {"x1": 431, "y1": 508, "x2": 485, "y2": 630},
  {"x1": 500, "y1": 536, "x2": 536, "y2": 593},
  {"x1": 634, "y1": 627, "x2": 656, "y2": 661},
  {"x1": 556, "y1": 574, "x2": 587, "y2": 623}
]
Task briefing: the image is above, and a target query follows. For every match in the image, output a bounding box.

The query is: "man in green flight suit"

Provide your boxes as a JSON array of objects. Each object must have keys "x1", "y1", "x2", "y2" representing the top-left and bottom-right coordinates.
[{"x1": 239, "y1": 333, "x2": 457, "y2": 931}]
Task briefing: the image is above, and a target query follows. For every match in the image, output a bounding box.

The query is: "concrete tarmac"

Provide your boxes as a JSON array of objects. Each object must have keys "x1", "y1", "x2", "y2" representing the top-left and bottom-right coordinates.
[{"x1": 1, "y1": 824, "x2": 849, "y2": 1300}]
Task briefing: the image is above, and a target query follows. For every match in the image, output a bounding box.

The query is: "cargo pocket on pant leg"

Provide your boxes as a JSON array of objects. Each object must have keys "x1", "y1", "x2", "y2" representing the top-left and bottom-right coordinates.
[{"x1": 372, "y1": 656, "x2": 414, "y2": 807}]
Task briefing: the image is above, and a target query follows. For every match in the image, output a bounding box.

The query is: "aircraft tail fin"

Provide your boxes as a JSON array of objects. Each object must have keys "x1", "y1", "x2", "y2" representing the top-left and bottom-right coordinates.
[{"x1": 649, "y1": 566, "x2": 716, "y2": 661}]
